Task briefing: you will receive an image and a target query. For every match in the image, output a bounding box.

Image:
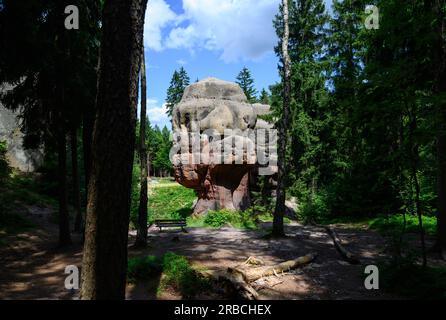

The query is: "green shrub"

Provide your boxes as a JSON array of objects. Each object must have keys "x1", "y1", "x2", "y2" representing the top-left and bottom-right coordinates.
[
  {"x1": 0, "y1": 212, "x2": 35, "y2": 246},
  {"x1": 161, "y1": 252, "x2": 210, "y2": 298},
  {"x1": 368, "y1": 214, "x2": 437, "y2": 236},
  {"x1": 0, "y1": 140, "x2": 10, "y2": 182},
  {"x1": 298, "y1": 190, "x2": 330, "y2": 223},
  {"x1": 129, "y1": 159, "x2": 141, "y2": 229},
  {"x1": 127, "y1": 255, "x2": 162, "y2": 283},
  {"x1": 127, "y1": 253, "x2": 211, "y2": 298},
  {"x1": 380, "y1": 258, "x2": 446, "y2": 299},
  {"x1": 202, "y1": 209, "x2": 256, "y2": 229}
]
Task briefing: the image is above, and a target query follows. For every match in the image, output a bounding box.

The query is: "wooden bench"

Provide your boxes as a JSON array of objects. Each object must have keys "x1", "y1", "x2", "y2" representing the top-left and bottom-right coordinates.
[{"x1": 154, "y1": 219, "x2": 187, "y2": 232}]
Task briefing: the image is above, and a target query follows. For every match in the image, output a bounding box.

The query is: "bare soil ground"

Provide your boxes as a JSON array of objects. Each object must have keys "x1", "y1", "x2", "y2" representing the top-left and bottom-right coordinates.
[
  {"x1": 1, "y1": 203, "x2": 413, "y2": 300},
  {"x1": 127, "y1": 222, "x2": 401, "y2": 300}
]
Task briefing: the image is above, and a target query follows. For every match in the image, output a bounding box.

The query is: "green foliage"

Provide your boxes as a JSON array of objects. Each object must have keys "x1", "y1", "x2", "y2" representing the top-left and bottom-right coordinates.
[
  {"x1": 127, "y1": 255, "x2": 163, "y2": 283},
  {"x1": 258, "y1": 88, "x2": 270, "y2": 105},
  {"x1": 136, "y1": 118, "x2": 173, "y2": 178},
  {"x1": 166, "y1": 67, "x2": 190, "y2": 118},
  {"x1": 148, "y1": 180, "x2": 196, "y2": 222},
  {"x1": 129, "y1": 158, "x2": 141, "y2": 228},
  {"x1": 127, "y1": 253, "x2": 210, "y2": 298},
  {"x1": 0, "y1": 140, "x2": 10, "y2": 182},
  {"x1": 161, "y1": 252, "x2": 210, "y2": 298},
  {"x1": 380, "y1": 258, "x2": 446, "y2": 299},
  {"x1": 369, "y1": 214, "x2": 437, "y2": 236},
  {"x1": 194, "y1": 209, "x2": 257, "y2": 229},
  {"x1": 298, "y1": 190, "x2": 331, "y2": 223},
  {"x1": 0, "y1": 209, "x2": 35, "y2": 246},
  {"x1": 236, "y1": 67, "x2": 258, "y2": 103},
  {"x1": 151, "y1": 126, "x2": 173, "y2": 176}
]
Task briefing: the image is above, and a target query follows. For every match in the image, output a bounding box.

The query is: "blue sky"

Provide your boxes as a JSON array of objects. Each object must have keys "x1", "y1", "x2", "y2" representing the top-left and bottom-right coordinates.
[{"x1": 143, "y1": 0, "x2": 333, "y2": 129}]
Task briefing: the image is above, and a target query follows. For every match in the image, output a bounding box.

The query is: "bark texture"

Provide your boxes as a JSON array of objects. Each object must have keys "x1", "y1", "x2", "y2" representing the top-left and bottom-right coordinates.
[
  {"x1": 135, "y1": 49, "x2": 148, "y2": 247},
  {"x1": 436, "y1": 0, "x2": 446, "y2": 259},
  {"x1": 273, "y1": 0, "x2": 291, "y2": 237},
  {"x1": 71, "y1": 128, "x2": 82, "y2": 233},
  {"x1": 81, "y1": 0, "x2": 147, "y2": 299},
  {"x1": 58, "y1": 128, "x2": 72, "y2": 246}
]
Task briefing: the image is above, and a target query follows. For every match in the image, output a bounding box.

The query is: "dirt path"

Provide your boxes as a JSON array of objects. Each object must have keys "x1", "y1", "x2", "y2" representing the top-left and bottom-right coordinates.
[
  {"x1": 1, "y1": 206, "x2": 404, "y2": 300},
  {"x1": 128, "y1": 222, "x2": 400, "y2": 300},
  {"x1": 0, "y1": 205, "x2": 83, "y2": 300}
]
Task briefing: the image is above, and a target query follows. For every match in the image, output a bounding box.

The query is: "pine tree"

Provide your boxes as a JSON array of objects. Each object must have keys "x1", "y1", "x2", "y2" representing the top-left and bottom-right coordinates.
[
  {"x1": 273, "y1": 0, "x2": 292, "y2": 237},
  {"x1": 0, "y1": 0, "x2": 101, "y2": 246},
  {"x1": 272, "y1": 0, "x2": 329, "y2": 221},
  {"x1": 236, "y1": 67, "x2": 258, "y2": 103},
  {"x1": 166, "y1": 67, "x2": 190, "y2": 119},
  {"x1": 259, "y1": 88, "x2": 270, "y2": 104}
]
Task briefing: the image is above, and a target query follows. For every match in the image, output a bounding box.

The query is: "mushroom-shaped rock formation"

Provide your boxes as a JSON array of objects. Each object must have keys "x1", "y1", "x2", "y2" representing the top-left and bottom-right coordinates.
[{"x1": 171, "y1": 78, "x2": 276, "y2": 215}]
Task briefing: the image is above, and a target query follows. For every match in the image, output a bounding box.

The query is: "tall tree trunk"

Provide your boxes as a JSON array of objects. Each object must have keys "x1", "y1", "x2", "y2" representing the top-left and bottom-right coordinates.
[
  {"x1": 435, "y1": 0, "x2": 446, "y2": 259},
  {"x1": 273, "y1": 0, "x2": 291, "y2": 237},
  {"x1": 71, "y1": 128, "x2": 82, "y2": 233},
  {"x1": 83, "y1": 104, "x2": 94, "y2": 197},
  {"x1": 409, "y1": 113, "x2": 427, "y2": 267},
  {"x1": 438, "y1": 113, "x2": 446, "y2": 259},
  {"x1": 58, "y1": 128, "x2": 72, "y2": 246},
  {"x1": 135, "y1": 48, "x2": 148, "y2": 247},
  {"x1": 81, "y1": 0, "x2": 147, "y2": 299}
]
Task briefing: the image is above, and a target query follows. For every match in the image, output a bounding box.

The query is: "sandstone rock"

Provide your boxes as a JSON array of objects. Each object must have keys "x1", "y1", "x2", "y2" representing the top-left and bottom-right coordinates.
[
  {"x1": 0, "y1": 84, "x2": 43, "y2": 172},
  {"x1": 172, "y1": 78, "x2": 276, "y2": 214}
]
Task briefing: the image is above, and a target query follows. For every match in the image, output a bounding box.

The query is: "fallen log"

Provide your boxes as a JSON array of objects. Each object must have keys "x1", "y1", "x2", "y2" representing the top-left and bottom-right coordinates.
[
  {"x1": 198, "y1": 252, "x2": 317, "y2": 300},
  {"x1": 197, "y1": 269, "x2": 259, "y2": 300},
  {"x1": 324, "y1": 226, "x2": 360, "y2": 265},
  {"x1": 229, "y1": 252, "x2": 317, "y2": 283},
  {"x1": 308, "y1": 219, "x2": 360, "y2": 265}
]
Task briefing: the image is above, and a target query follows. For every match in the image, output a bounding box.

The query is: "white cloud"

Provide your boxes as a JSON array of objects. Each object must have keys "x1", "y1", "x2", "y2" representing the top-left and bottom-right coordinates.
[
  {"x1": 144, "y1": 0, "x2": 179, "y2": 51},
  {"x1": 147, "y1": 99, "x2": 170, "y2": 128},
  {"x1": 165, "y1": 0, "x2": 281, "y2": 63},
  {"x1": 143, "y1": 0, "x2": 280, "y2": 63},
  {"x1": 176, "y1": 59, "x2": 187, "y2": 65}
]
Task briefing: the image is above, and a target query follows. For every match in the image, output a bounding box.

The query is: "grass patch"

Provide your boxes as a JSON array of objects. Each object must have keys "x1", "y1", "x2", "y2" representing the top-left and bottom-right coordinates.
[
  {"x1": 380, "y1": 259, "x2": 446, "y2": 299},
  {"x1": 143, "y1": 179, "x2": 291, "y2": 230},
  {"x1": 148, "y1": 180, "x2": 196, "y2": 222},
  {"x1": 0, "y1": 212, "x2": 35, "y2": 246},
  {"x1": 127, "y1": 252, "x2": 211, "y2": 298},
  {"x1": 160, "y1": 252, "x2": 210, "y2": 298},
  {"x1": 0, "y1": 172, "x2": 57, "y2": 209},
  {"x1": 368, "y1": 214, "x2": 437, "y2": 236},
  {"x1": 127, "y1": 255, "x2": 163, "y2": 283}
]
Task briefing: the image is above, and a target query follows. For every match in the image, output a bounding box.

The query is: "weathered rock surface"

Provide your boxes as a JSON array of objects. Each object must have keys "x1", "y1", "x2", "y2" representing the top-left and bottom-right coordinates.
[
  {"x1": 172, "y1": 78, "x2": 276, "y2": 214},
  {"x1": 0, "y1": 84, "x2": 43, "y2": 172}
]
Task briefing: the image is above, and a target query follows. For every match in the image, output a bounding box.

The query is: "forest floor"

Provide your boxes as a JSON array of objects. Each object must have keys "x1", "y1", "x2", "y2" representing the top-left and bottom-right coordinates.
[{"x1": 2, "y1": 200, "x2": 443, "y2": 300}]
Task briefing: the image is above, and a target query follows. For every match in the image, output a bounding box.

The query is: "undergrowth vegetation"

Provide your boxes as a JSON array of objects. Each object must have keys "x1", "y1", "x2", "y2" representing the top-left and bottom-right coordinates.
[
  {"x1": 380, "y1": 257, "x2": 446, "y2": 299},
  {"x1": 127, "y1": 252, "x2": 210, "y2": 298}
]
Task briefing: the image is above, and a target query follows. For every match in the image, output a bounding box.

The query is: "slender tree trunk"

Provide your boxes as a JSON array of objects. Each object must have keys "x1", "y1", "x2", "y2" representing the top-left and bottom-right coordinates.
[
  {"x1": 435, "y1": 0, "x2": 446, "y2": 259},
  {"x1": 81, "y1": 0, "x2": 147, "y2": 299},
  {"x1": 409, "y1": 114, "x2": 427, "y2": 267},
  {"x1": 135, "y1": 49, "x2": 148, "y2": 247},
  {"x1": 273, "y1": 0, "x2": 291, "y2": 237},
  {"x1": 83, "y1": 104, "x2": 94, "y2": 196},
  {"x1": 71, "y1": 128, "x2": 82, "y2": 233},
  {"x1": 58, "y1": 128, "x2": 72, "y2": 246},
  {"x1": 438, "y1": 121, "x2": 446, "y2": 258}
]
